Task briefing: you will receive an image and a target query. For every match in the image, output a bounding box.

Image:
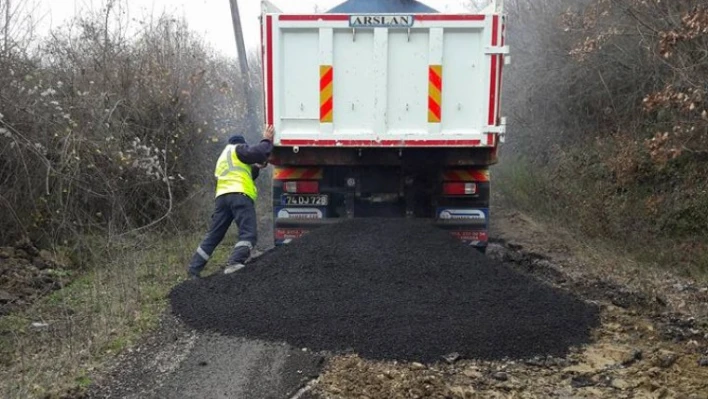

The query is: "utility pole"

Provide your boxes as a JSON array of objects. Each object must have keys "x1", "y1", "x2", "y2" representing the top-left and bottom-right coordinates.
[
  {"x1": 4, "y1": 0, "x2": 10, "y2": 57},
  {"x1": 229, "y1": 0, "x2": 259, "y2": 136}
]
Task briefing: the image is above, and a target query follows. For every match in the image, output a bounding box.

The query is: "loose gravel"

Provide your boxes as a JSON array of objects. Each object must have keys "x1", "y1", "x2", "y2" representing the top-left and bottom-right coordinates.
[{"x1": 170, "y1": 218, "x2": 599, "y2": 363}]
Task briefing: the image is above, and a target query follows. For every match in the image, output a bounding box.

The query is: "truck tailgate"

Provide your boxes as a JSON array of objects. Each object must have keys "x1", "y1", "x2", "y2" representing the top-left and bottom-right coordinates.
[{"x1": 262, "y1": 13, "x2": 507, "y2": 148}]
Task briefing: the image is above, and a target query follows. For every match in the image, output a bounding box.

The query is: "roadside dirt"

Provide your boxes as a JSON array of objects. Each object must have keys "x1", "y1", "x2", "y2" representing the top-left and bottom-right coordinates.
[
  {"x1": 85, "y1": 309, "x2": 323, "y2": 399},
  {"x1": 311, "y1": 207, "x2": 708, "y2": 398},
  {"x1": 0, "y1": 240, "x2": 71, "y2": 316}
]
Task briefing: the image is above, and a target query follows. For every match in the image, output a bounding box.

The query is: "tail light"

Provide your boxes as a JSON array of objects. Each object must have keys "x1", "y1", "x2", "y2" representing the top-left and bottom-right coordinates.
[
  {"x1": 443, "y1": 182, "x2": 477, "y2": 196},
  {"x1": 283, "y1": 181, "x2": 319, "y2": 194}
]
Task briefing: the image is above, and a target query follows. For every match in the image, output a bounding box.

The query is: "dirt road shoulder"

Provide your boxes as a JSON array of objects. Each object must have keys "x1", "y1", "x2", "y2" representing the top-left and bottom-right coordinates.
[{"x1": 86, "y1": 310, "x2": 322, "y2": 399}]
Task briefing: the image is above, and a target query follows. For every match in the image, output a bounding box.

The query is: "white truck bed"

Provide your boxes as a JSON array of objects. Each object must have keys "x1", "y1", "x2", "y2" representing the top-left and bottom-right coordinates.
[{"x1": 261, "y1": 10, "x2": 507, "y2": 148}]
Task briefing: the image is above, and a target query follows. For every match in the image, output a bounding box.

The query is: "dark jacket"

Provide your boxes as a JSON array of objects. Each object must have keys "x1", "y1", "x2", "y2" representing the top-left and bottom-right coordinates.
[{"x1": 235, "y1": 139, "x2": 273, "y2": 180}]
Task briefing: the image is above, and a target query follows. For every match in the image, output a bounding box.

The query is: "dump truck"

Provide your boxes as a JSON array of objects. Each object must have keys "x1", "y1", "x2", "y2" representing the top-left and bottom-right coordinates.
[{"x1": 261, "y1": 0, "x2": 508, "y2": 253}]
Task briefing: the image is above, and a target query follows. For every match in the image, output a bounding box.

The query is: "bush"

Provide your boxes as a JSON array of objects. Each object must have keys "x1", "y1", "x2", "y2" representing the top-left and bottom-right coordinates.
[
  {"x1": 0, "y1": 1, "x2": 261, "y2": 248},
  {"x1": 498, "y1": 0, "x2": 708, "y2": 274}
]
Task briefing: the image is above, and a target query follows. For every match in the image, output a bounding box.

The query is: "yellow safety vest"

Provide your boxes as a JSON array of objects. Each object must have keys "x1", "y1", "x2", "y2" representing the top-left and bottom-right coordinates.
[{"x1": 214, "y1": 144, "x2": 257, "y2": 201}]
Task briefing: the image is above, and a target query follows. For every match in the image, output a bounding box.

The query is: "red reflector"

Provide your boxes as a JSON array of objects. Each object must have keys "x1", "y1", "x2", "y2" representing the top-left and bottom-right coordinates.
[
  {"x1": 275, "y1": 228, "x2": 308, "y2": 240},
  {"x1": 283, "y1": 181, "x2": 319, "y2": 194},
  {"x1": 443, "y1": 182, "x2": 477, "y2": 195},
  {"x1": 451, "y1": 230, "x2": 488, "y2": 242}
]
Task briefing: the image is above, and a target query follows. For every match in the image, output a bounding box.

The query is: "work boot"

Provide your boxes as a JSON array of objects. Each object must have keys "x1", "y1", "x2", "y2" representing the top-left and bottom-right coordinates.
[
  {"x1": 187, "y1": 270, "x2": 201, "y2": 280},
  {"x1": 224, "y1": 263, "x2": 245, "y2": 275}
]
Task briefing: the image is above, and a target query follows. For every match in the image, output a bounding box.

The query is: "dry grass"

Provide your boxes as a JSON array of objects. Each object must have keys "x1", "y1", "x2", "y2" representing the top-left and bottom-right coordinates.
[
  {"x1": 0, "y1": 180, "x2": 275, "y2": 398},
  {"x1": 0, "y1": 228, "x2": 245, "y2": 398},
  {"x1": 493, "y1": 157, "x2": 708, "y2": 280}
]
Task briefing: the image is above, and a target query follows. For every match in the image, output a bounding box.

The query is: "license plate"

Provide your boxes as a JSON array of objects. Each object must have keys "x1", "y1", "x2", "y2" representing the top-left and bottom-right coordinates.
[
  {"x1": 275, "y1": 228, "x2": 308, "y2": 240},
  {"x1": 282, "y1": 194, "x2": 329, "y2": 206},
  {"x1": 451, "y1": 231, "x2": 488, "y2": 242}
]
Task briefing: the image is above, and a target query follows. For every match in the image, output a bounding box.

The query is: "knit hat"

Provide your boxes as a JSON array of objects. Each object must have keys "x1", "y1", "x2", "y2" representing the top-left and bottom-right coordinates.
[{"x1": 228, "y1": 135, "x2": 246, "y2": 145}]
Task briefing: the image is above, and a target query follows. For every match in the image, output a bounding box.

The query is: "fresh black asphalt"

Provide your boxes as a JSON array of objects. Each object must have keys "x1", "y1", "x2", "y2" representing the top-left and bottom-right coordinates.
[{"x1": 170, "y1": 218, "x2": 599, "y2": 363}]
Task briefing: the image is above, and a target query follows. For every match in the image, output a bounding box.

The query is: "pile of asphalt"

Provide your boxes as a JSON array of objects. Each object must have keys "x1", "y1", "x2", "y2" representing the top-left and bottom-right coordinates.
[{"x1": 170, "y1": 219, "x2": 599, "y2": 363}]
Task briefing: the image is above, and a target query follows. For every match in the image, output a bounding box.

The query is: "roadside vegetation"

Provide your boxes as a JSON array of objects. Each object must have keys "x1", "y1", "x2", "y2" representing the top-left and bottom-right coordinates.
[
  {"x1": 497, "y1": 0, "x2": 708, "y2": 278},
  {"x1": 0, "y1": 0, "x2": 265, "y2": 396}
]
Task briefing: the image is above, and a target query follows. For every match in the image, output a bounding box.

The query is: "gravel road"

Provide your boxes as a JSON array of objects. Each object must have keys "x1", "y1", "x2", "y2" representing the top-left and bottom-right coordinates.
[{"x1": 86, "y1": 313, "x2": 322, "y2": 399}]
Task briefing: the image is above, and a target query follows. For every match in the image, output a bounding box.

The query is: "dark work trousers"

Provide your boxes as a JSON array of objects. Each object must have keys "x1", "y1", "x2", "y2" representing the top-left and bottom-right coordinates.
[{"x1": 188, "y1": 193, "x2": 257, "y2": 275}]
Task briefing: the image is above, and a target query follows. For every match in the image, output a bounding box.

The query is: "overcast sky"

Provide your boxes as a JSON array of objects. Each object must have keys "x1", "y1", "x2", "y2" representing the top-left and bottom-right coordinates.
[{"x1": 34, "y1": 0, "x2": 474, "y2": 58}]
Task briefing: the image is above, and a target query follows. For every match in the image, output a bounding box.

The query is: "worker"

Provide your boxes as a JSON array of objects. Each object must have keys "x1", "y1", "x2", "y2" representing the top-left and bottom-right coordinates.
[{"x1": 187, "y1": 125, "x2": 275, "y2": 279}]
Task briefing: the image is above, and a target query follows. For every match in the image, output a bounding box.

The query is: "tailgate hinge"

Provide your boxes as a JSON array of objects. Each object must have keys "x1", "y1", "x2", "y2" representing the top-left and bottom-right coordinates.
[
  {"x1": 499, "y1": 117, "x2": 507, "y2": 143},
  {"x1": 484, "y1": 45, "x2": 510, "y2": 55},
  {"x1": 485, "y1": 125, "x2": 506, "y2": 134}
]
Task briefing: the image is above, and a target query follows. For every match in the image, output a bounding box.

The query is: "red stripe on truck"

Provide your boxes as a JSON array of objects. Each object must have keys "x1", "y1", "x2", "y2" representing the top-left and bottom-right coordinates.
[
  {"x1": 302, "y1": 168, "x2": 321, "y2": 179},
  {"x1": 320, "y1": 65, "x2": 334, "y2": 123},
  {"x1": 320, "y1": 97, "x2": 333, "y2": 121},
  {"x1": 428, "y1": 97, "x2": 441, "y2": 121},
  {"x1": 488, "y1": 15, "x2": 499, "y2": 126},
  {"x1": 429, "y1": 67, "x2": 442, "y2": 91},
  {"x1": 492, "y1": 16, "x2": 499, "y2": 47},
  {"x1": 488, "y1": 57, "x2": 497, "y2": 126},
  {"x1": 267, "y1": 15, "x2": 274, "y2": 125},
  {"x1": 279, "y1": 15, "x2": 349, "y2": 21},
  {"x1": 320, "y1": 67, "x2": 333, "y2": 90},
  {"x1": 484, "y1": 134, "x2": 492, "y2": 146},
  {"x1": 279, "y1": 139, "x2": 483, "y2": 147},
  {"x1": 279, "y1": 15, "x2": 485, "y2": 22},
  {"x1": 261, "y1": 15, "x2": 265, "y2": 123},
  {"x1": 416, "y1": 15, "x2": 485, "y2": 21},
  {"x1": 428, "y1": 65, "x2": 443, "y2": 123},
  {"x1": 497, "y1": 19, "x2": 505, "y2": 126}
]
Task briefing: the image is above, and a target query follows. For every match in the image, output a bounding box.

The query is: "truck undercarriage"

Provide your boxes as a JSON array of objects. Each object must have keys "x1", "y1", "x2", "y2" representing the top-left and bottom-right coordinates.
[{"x1": 271, "y1": 147, "x2": 495, "y2": 251}]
